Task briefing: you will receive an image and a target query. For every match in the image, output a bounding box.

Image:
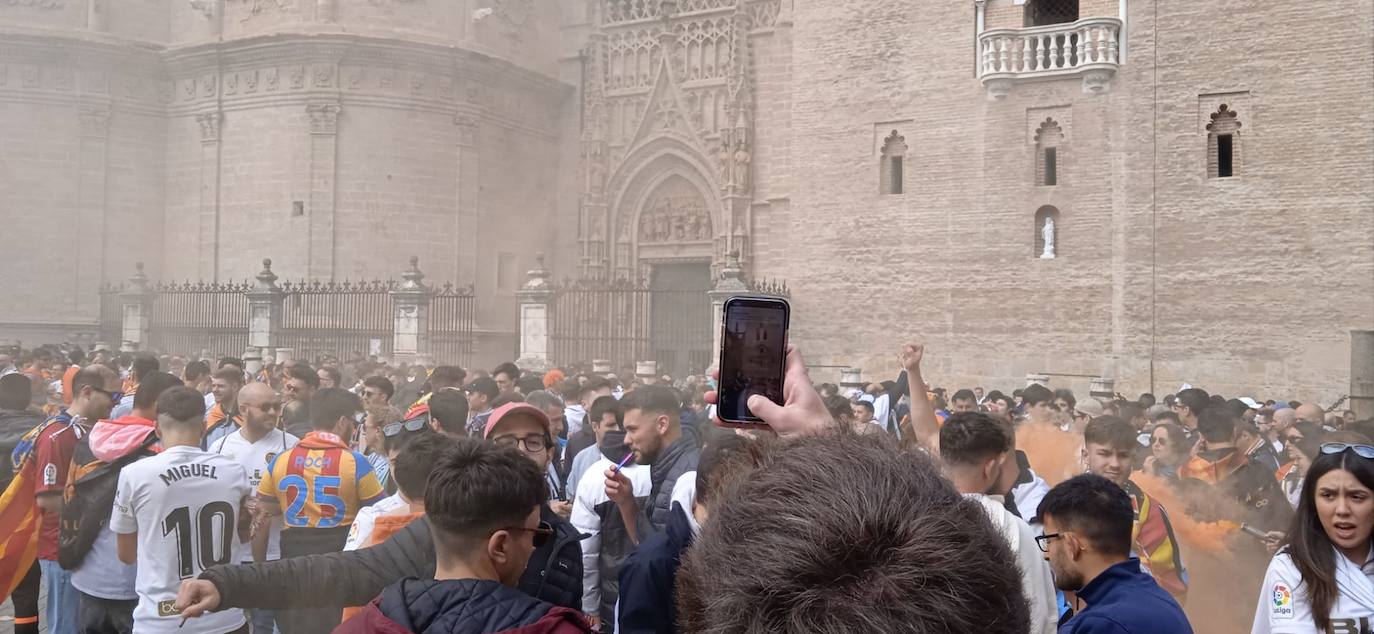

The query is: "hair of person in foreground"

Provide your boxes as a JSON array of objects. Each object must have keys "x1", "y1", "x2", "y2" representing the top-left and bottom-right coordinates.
[{"x1": 675, "y1": 428, "x2": 1030, "y2": 634}]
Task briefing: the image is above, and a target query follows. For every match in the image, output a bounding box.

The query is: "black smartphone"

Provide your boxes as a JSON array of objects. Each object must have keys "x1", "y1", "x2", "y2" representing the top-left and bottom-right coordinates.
[{"x1": 717, "y1": 296, "x2": 790, "y2": 425}]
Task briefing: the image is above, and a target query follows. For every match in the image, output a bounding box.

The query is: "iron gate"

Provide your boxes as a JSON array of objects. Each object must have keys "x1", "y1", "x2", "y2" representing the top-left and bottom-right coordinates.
[
  {"x1": 277, "y1": 280, "x2": 396, "y2": 363},
  {"x1": 549, "y1": 277, "x2": 652, "y2": 372},
  {"x1": 430, "y1": 283, "x2": 478, "y2": 368},
  {"x1": 146, "y1": 281, "x2": 252, "y2": 357}
]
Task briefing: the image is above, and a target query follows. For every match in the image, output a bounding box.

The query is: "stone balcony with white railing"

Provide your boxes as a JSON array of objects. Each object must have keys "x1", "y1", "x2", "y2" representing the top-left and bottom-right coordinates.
[{"x1": 978, "y1": 17, "x2": 1122, "y2": 99}]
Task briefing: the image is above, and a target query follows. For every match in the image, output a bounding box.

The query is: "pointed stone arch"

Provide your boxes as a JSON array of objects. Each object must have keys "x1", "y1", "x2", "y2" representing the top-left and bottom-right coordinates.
[{"x1": 602, "y1": 136, "x2": 723, "y2": 278}]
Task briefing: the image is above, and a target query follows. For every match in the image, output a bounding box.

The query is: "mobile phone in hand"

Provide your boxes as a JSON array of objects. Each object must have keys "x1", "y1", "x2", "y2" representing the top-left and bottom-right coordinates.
[{"x1": 717, "y1": 296, "x2": 790, "y2": 426}]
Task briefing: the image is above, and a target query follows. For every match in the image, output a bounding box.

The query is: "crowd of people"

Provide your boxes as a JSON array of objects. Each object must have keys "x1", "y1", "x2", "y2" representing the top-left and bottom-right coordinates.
[{"x1": 0, "y1": 340, "x2": 1372, "y2": 634}]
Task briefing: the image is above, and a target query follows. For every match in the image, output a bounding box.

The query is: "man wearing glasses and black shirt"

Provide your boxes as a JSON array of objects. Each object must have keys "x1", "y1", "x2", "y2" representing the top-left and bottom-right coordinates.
[
  {"x1": 175, "y1": 403, "x2": 584, "y2": 622},
  {"x1": 335, "y1": 438, "x2": 589, "y2": 633}
]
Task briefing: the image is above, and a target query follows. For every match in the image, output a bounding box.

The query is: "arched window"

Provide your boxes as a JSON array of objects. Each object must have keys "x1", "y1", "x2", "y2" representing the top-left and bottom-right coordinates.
[
  {"x1": 1207, "y1": 104, "x2": 1242, "y2": 178},
  {"x1": 1034, "y1": 118, "x2": 1064, "y2": 187},
  {"x1": 1024, "y1": 0, "x2": 1079, "y2": 27},
  {"x1": 879, "y1": 130, "x2": 908, "y2": 195},
  {"x1": 1034, "y1": 206, "x2": 1060, "y2": 259}
]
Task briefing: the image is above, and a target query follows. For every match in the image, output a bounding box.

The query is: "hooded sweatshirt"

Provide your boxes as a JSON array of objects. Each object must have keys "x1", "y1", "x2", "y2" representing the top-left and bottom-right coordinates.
[
  {"x1": 67, "y1": 415, "x2": 160, "y2": 599},
  {"x1": 334, "y1": 578, "x2": 590, "y2": 634}
]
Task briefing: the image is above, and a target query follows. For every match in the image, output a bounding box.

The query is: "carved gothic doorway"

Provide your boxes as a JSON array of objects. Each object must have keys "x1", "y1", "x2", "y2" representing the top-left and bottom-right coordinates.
[{"x1": 648, "y1": 261, "x2": 712, "y2": 377}]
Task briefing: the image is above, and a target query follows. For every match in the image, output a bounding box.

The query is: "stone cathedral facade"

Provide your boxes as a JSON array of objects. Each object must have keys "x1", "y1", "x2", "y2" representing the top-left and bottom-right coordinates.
[{"x1": 1, "y1": 0, "x2": 1371, "y2": 401}]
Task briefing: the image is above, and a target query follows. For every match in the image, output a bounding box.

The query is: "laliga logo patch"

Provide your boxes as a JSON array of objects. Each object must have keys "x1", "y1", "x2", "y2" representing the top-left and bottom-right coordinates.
[
  {"x1": 265, "y1": 452, "x2": 278, "y2": 465},
  {"x1": 1271, "y1": 583, "x2": 1294, "y2": 620},
  {"x1": 42, "y1": 463, "x2": 57, "y2": 486}
]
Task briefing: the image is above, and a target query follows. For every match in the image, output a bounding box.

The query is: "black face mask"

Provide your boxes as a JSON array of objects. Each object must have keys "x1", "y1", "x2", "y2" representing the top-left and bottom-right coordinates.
[{"x1": 599, "y1": 429, "x2": 630, "y2": 463}]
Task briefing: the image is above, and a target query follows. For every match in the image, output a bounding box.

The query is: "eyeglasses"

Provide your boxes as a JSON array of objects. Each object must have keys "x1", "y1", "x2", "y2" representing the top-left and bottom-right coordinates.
[
  {"x1": 1152, "y1": 436, "x2": 1169, "y2": 445},
  {"x1": 383, "y1": 418, "x2": 429, "y2": 437},
  {"x1": 1284, "y1": 435, "x2": 1305, "y2": 444},
  {"x1": 95, "y1": 387, "x2": 123, "y2": 402},
  {"x1": 1321, "y1": 443, "x2": 1374, "y2": 460},
  {"x1": 1035, "y1": 533, "x2": 1064, "y2": 553},
  {"x1": 493, "y1": 434, "x2": 550, "y2": 453},
  {"x1": 503, "y1": 522, "x2": 555, "y2": 548},
  {"x1": 244, "y1": 402, "x2": 281, "y2": 412}
]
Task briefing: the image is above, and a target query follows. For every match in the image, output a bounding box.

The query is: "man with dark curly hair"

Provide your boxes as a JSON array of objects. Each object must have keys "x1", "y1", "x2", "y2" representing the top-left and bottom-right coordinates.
[{"x1": 675, "y1": 430, "x2": 1030, "y2": 634}]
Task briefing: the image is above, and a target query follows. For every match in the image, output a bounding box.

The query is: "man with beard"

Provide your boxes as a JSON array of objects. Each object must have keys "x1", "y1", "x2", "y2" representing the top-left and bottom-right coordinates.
[
  {"x1": 603, "y1": 386, "x2": 699, "y2": 542},
  {"x1": 1039, "y1": 474, "x2": 1192, "y2": 633}
]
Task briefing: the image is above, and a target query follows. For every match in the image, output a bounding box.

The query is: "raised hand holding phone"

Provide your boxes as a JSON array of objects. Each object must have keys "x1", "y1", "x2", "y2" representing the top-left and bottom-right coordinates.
[
  {"x1": 716, "y1": 296, "x2": 790, "y2": 426},
  {"x1": 705, "y1": 344, "x2": 832, "y2": 437}
]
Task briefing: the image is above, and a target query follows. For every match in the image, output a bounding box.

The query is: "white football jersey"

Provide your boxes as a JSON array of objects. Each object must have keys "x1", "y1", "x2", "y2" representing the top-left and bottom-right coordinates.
[
  {"x1": 1252, "y1": 550, "x2": 1374, "y2": 634},
  {"x1": 211, "y1": 428, "x2": 299, "y2": 562},
  {"x1": 111, "y1": 445, "x2": 251, "y2": 634}
]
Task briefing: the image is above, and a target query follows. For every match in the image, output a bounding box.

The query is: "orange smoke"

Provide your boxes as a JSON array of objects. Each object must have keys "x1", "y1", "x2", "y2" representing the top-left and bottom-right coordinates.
[
  {"x1": 1017, "y1": 424, "x2": 1266, "y2": 634},
  {"x1": 1132, "y1": 471, "x2": 1241, "y2": 554},
  {"x1": 1016, "y1": 422, "x2": 1082, "y2": 487}
]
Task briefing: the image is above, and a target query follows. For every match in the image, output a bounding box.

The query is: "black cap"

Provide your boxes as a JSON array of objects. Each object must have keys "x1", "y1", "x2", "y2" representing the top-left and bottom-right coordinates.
[{"x1": 463, "y1": 376, "x2": 499, "y2": 400}]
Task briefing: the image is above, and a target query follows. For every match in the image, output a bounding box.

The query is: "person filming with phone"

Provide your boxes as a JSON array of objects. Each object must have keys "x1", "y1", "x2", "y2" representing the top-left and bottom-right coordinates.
[{"x1": 1252, "y1": 442, "x2": 1374, "y2": 633}]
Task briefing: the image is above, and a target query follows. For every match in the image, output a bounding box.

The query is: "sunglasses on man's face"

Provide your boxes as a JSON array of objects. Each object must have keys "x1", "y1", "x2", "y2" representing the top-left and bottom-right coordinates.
[
  {"x1": 1285, "y1": 435, "x2": 1304, "y2": 444},
  {"x1": 504, "y1": 522, "x2": 555, "y2": 548},
  {"x1": 1321, "y1": 443, "x2": 1374, "y2": 460}
]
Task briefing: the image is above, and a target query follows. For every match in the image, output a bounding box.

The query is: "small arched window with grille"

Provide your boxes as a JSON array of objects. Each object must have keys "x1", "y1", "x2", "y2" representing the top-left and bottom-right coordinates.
[
  {"x1": 1034, "y1": 118, "x2": 1064, "y2": 187},
  {"x1": 1024, "y1": 0, "x2": 1079, "y2": 27},
  {"x1": 879, "y1": 130, "x2": 908, "y2": 195},
  {"x1": 1207, "y1": 105, "x2": 1242, "y2": 178}
]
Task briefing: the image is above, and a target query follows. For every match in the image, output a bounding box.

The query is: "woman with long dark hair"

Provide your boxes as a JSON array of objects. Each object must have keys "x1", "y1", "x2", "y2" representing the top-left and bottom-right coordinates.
[{"x1": 1252, "y1": 443, "x2": 1374, "y2": 633}]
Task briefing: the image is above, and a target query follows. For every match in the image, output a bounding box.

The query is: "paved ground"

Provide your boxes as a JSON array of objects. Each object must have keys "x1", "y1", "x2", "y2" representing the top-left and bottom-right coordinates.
[{"x1": 1, "y1": 578, "x2": 47, "y2": 633}]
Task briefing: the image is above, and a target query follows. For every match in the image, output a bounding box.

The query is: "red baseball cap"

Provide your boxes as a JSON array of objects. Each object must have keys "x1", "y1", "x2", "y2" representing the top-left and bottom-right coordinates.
[{"x1": 483, "y1": 402, "x2": 552, "y2": 439}]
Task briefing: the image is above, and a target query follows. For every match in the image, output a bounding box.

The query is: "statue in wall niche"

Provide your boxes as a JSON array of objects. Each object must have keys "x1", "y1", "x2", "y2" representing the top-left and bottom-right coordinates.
[
  {"x1": 1041, "y1": 216, "x2": 1056, "y2": 259},
  {"x1": 717, "y1": 139, "x2": 732, "y2": 186},
  {"x1": 732, "y1": 140, "x2": 751, "y2": 189}
]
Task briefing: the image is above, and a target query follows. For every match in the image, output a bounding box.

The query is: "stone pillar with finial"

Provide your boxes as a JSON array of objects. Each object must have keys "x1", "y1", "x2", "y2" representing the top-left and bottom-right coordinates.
[
  {"x1": 391, "y1": 256, "x2": 433, "y2": 364},
  {"x1": 707, "y1": 251, "x2": 750, "y2": 366},
  {"x1": 516, "y1": 253, "x2": 555, "y2": 373},
  {"x1": 119, "y1": 262, "x2": 155, "y2": 351},
  {"x1": 244, "y1": 258, "x2": 285, "y2": 355}
]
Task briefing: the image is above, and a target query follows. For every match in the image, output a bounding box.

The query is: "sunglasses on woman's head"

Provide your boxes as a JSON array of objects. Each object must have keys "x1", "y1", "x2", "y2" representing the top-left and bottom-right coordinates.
[
  {"x1": 383, "y1": 417, "x2": 428, "y2": 437},
  {"x1": 1321, "y1": 443, "x2": 1374, "y2": 460}
]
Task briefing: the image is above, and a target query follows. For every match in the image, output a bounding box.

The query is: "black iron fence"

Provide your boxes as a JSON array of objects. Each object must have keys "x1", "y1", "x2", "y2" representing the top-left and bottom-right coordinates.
[
  {"x1": 98, "y1": 261, "x2": 476, "y2": 367},
  {"x1": 547, "y1": 275, "x2": 789, "y2": 377},
  {"x1": 278, "y1": 279, "x2": 396, "y2": 363},
  {"x1": 147, "y1": 281, "x2": 252, "y2": 358},
  {"x1": 431, "y1": 283, "x2": 479, "y2": 367}
]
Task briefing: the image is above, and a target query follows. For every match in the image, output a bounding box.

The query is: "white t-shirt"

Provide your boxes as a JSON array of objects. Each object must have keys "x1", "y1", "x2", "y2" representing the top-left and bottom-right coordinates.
[
  {"x1": 1252, "y1": 549, "x2": 1374, "y2": 634},
  {"x1": 110, "y1": 445, "x2": 250, "y2": 634},
  {"x1": 211, "y1": 428, "x2": 299, "y2": 562},
  {"x1": 344, "y1": 492, "x2": 408, "y2": 551},
  {"x1": 967, "y1": 493, "x2": 1058, "y2": 634}
]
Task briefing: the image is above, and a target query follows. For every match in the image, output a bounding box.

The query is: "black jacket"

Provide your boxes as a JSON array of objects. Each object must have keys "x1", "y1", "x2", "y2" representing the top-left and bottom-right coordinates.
[
  {"x1": 615, "y1": 503, "x2": 694, "y2": 634},
  {"x1": 335, "y1": 578, "x2": 588, "y2": 634},
  {"x1": 0, "y1": 408, "x2": 42, "y2": 489},
  {"x1": 202, "y1": 504, "x2": 584, "y2": 611},
  {"x1": 637, "y1": 438, "x2": 699, "y2": 539}
]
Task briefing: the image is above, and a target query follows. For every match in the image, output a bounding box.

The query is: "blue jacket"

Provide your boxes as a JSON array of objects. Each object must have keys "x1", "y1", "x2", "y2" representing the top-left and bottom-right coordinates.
[
  {"x1": 1060, "y1": 559, "x2": 1192, "y2": 633},
  {"x1": 615, "y1": 503, "x2": 694, "y2": 634}
]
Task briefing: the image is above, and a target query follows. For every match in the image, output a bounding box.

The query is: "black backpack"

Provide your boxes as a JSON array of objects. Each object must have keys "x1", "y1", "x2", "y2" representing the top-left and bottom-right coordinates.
[{"x1": 58, "y1": 433, "x2": 158, "y2": 570}]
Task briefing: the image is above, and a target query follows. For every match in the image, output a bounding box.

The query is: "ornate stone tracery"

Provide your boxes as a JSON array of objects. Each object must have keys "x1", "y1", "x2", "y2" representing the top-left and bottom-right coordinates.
[{"x1": 579, "y1": 0, "x2": 765, "y2": 279}]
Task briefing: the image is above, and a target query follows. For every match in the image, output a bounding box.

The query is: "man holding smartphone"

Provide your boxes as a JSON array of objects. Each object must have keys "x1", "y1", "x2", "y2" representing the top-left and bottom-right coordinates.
[{"x1": 604, "y1": 386, "x2": 699, "y2": 543}]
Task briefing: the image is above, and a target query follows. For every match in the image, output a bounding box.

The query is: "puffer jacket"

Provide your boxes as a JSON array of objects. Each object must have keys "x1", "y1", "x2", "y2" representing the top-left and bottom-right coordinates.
[
  {"x1": 636, "y1": 438, "x2": 699, "y2": 539},
  {"x1": 204, "y1": 505, "x2": 584, "y2": 611},
  {"x1": 334, "y1": 578, "x2": 589, "y2": 634},
  {"x1": 0, "y1": 407, "x2": 43, "y2": 489}
]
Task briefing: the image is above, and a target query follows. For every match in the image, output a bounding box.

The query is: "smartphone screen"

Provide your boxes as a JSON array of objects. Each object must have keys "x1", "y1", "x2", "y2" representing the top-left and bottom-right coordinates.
[{"x1": 718, "y1": 297, "x2": 790, "y2": 424}]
